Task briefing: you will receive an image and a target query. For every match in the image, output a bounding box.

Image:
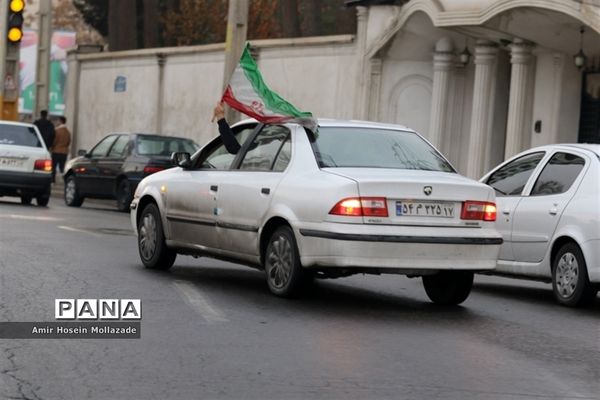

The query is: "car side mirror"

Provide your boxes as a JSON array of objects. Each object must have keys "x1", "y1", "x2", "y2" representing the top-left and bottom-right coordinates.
[
  {"x1": 171, "y1": 152, "x2": 192, "y2": 169},
  {"x1": 77, "y1": 149, "x2": 88, "y2": 157}
]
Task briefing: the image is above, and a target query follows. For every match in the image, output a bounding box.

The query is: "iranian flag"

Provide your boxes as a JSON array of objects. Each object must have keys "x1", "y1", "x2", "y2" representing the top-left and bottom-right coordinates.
[{"x1": 222, "y1": 44, "x2": 318, "y2": 132}]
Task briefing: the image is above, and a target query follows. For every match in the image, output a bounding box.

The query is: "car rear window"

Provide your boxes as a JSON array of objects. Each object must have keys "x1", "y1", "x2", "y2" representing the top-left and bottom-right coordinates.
[
  {"x1": 311, "y1": 127, "x2": 455, "y2": 172},
  {"x1": 0, "y1": 125, "x2": 41, "y2": 148},
  {"x1": 136, "y1": 136, "x2": 198, "y2": 156}
]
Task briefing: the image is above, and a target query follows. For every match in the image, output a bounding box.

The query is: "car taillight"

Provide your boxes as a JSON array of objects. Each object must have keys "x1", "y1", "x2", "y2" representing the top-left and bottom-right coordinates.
[
  {"x1": 461, "y1": 201, "x2": 496, "y2": 221},
  {"x1": 143, "y1": 166, "x2": 164, "y2": 174},
  {"x1": 329, "y1": 197, "x2": 388, "y2": 217},
  {"x1": 34, "y1": 159, "x2": 52, "y2": 172}
]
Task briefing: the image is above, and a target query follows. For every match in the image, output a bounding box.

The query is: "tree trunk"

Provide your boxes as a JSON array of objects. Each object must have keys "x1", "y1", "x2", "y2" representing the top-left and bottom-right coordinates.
[
  {"x1": 143, "y1": 0, "x2": 160, "y2": 48},
  {"x1": 280, "y1": 0, "x2": 300, "y2": 38},
  {"x1": 301, "y1": 0, "x2": 321, "y2": 37},
  {"x1": 336, "y1": 3, "x2": 357, "y2": 34},
  {"x1": 108, "y1": 0, "x2": 137, "y2": 51}
]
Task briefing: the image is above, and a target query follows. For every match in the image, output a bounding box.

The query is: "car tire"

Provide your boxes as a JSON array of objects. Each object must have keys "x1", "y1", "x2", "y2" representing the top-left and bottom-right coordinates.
[
  {"x1": 64, "y1": 175, "x2": 84, "y2": 207},
  {"x1": 264, "y1": 225, "x2": 308, "y2": 297},
  {"x1": 116, "y1": 179, "x2": 133, "y2": 212},
  {"x1": 422, "y1": 271, "x2": 474, "y2": 305},
  {"x1": 138, "y1": 202, "x2": 176, "y2": 270},
  {"x1": 552, "y1": 243, "x2": 597, "y2": 307},
  {"x1": 36, "y1": 186, "x2": 50, "y2": 207},
  {"x1": 20, "y1": 196, "x2": 32, "y2": 205}
]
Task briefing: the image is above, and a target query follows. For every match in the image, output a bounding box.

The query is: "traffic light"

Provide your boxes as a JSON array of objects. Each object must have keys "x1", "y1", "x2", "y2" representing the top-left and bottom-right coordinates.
[{"x1": 7, "y1": 0, "x2": 25, "y2": 43}]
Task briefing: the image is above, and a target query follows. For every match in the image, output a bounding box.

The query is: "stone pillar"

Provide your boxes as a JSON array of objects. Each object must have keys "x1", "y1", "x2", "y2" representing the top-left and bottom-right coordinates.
[
  {"x1": 504, "y1": 39, "x2": 535, "y2": 159},
  {"x1": 64, "y1": 51, "x2": 81, "y2": 158},
  {"x1": 466, "y1": 40, "x2": 499, "y2": 178},
  {"x1": 367, "y1": 58, "x2": 383, "y2": 120},
  {"x1": 429, "y1": 38, "x2": 455, "y2": 149},
  {"x1": 354, "y1": 6, "x2": 370, "y2": 119}
]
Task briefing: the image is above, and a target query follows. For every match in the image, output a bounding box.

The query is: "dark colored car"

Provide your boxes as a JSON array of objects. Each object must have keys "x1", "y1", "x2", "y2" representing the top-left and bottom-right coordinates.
[{"x1": 63, "y1": 133, "x2": 199, "y2": 211}]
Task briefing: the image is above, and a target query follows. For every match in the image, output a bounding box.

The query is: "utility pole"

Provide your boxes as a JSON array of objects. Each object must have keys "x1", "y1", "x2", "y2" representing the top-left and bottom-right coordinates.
[
  {"x1": 222, "y1": 0, "x2": 249, "y2": 123},
  {"x1": 0, "y1": 0, "x2": 8, "y2": 119},
  {"x1": 34, "y1": 0, "x2": 52, "y2": 118},
  {"x1": 1, "y1": 0, "x2": 25, "y2": 121}
]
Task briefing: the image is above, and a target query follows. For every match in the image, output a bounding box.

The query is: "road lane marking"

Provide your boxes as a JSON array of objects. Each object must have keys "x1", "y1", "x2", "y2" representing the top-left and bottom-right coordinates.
[
  {"x1": 57, "y1": 225, "x2": 101, "y2": 237},
  {"x1": 0, "y1": 214, "x2": 61, "y2": 221},
  {"x1": 172, "y1": 280, "x2": 228, "y2": 324}
]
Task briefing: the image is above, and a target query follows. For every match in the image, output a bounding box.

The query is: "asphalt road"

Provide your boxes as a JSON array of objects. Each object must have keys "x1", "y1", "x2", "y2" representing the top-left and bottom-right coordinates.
[{"x1": 0, "y1": 189, "x2": 598, "y2": 400}]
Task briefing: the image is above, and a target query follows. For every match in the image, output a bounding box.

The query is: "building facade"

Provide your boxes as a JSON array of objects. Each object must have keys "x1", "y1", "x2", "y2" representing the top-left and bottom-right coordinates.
[
  {"x1": 66, "y1": 0, "x2": 600, "y2": 178},
  {"x1": 354, "y1": 0, "x2": 600, "y2": 177}
]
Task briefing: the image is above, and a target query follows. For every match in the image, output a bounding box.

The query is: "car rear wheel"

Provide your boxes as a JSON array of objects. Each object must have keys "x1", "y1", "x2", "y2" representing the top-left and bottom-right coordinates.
[
  {"x1": 64, "y1": 175, "x2": 84, "y2": 207},
  {"x1": 36, "y1": 186, "x2": 50, "y2": 207},
  {"x1": 20, "y1": 196, "x2": 32, "y2": 205},
  {"x1": 116, "y1": 179, "x2": 133, "y2": 212},
  {"x1": 422, "y1": 271, "x2": 473, "y2": 305},
  {"x1": 552, "y1": 243, "x2": 597, "y2": 307},
  {"x1": 264, "y1": 225, "x2": 308, "y2": 297},
  {"x1": 138, "y1": 202, "x2": 176, "y2": 270}
]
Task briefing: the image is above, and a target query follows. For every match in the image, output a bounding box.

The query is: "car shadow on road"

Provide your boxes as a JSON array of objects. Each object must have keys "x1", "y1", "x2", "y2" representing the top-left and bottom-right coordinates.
[
  {"x1": 144, "y1": 263, "x2": 479, "y2": 325},
  {"x1": 472, "y1": 281, "x2": 600, "y2": 313}
]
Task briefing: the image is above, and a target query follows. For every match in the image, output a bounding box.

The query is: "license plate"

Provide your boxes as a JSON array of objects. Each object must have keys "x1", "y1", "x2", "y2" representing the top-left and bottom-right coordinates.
[
  {"x1": 0, "y1": 157, "x2": 25, "y2": 168},
  {"x1": 396, "y1": 201, "x2": 456, "y2": 218}
]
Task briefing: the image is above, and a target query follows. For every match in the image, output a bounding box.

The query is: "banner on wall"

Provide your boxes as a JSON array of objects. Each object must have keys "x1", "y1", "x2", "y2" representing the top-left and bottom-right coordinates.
[{"x1": 19, "y1": 30, "x2": 77, "y2": 116}]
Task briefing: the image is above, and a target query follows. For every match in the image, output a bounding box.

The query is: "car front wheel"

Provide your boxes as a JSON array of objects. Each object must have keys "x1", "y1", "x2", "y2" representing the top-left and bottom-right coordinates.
[
  {"x1": 552, "y1": 243, "x2": 597, "y2": 307},
  {"x1": 64, "y1": 175, "x2": 84, "y2": 207},
  {"x1": 422, "y1": 271, "x2": 474, "y2": 305},
  {"x1": 138, "y1": 202, "x2": 176, "y2": 270},
  {"x1": 264, "y1": 225, "x2": 308, "y2": 297}
]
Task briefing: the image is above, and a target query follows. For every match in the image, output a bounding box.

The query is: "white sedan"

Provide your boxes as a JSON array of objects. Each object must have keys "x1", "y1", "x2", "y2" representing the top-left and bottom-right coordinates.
[
  {"x1": 481, "y1": 144, "x2": 600, "y2": 307},
  {"x1": 0, "y1": 120, "x2": 52, "y2": 206},
  {"x1": 131, "y1": 120, "x2": 502, "y2": 305}
]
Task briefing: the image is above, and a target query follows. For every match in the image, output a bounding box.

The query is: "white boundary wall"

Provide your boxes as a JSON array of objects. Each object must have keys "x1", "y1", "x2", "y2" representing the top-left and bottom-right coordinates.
[{"x1": 66, "y1": 36, "x2": 357, "y2": 152}]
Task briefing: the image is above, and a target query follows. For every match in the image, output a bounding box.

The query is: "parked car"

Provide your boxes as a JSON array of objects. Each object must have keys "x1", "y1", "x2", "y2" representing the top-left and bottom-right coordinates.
[
  {"x1": 0, "y1": 120, "x2": 52, "y2": 206},
  {"x1": 481, "y1": 144, "x2": 600, "y2": 307},
  {"x1": 64, "y1": 133, "x2": 199, "y2": 211},
  {"x1": 130, "y1": 119, "x2": 502, "y2": 305}
]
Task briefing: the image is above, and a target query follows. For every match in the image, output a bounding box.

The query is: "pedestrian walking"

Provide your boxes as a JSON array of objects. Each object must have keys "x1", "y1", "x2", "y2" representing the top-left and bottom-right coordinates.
[
  {"x1": 50, "y1": 116, "x2": 71, "y2": 183},
  {"x1": 34, "y1": 110, "x2": 56, "y2": 149}
]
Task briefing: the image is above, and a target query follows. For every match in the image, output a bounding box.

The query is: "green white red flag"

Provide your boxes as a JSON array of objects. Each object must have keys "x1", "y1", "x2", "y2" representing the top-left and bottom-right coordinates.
[{"x1": 222, "y1": 44, "x2": 318, "y2": 132}]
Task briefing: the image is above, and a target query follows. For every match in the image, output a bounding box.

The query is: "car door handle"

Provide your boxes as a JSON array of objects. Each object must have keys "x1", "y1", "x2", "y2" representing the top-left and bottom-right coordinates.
[
  {"x1": 502, "y1": 209, "x2": 510, "y2": 215},
  {"x1": 210, "y1": 185, "x2": 218, "y2": 192},
  {"x1": 261, "y1": 188, "x2": 270, "y2": 195},
  {"x1": 549, "y1": 208, "x2": 558, "y2": 215}
]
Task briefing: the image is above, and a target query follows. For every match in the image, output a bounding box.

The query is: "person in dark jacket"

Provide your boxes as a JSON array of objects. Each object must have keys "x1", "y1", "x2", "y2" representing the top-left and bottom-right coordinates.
[
  {"x1": 34, "y1": 110, "x2": 56, "y2": 149},
  {"x1": 212, "y1": 102, "x2": 241, "y2": 154}
]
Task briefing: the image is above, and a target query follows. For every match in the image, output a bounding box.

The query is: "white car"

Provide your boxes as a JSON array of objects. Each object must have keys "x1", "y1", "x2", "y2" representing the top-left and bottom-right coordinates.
[
  {"x1": 0, "y1": 120, "x2": 52, "y2": 206},
  {"x1": 481, "y1": 144, "x2": 600, "y2": 307},
  {"x1": 131, "y1": 119, "x2": 502, "y2": 305}
]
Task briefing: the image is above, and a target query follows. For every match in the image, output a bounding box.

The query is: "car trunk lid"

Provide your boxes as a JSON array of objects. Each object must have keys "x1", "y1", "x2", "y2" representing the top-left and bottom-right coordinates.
[
  {"x1": 0, "y1": 144, "x2": 50, "y2": 173},
  {"x1": 323, "y1": 168, "x2": 493, "y2": 226}
]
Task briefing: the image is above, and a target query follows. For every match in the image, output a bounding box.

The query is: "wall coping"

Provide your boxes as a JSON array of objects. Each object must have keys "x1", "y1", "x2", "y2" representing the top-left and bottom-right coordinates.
[{"x1": 69, "y1": 35, "x2": 356, "y2": 62}]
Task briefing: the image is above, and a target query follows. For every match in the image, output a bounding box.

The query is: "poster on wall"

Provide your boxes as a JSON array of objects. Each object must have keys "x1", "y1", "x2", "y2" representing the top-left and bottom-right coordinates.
[{"x1": 19, "y1": 30, "x2": 77, "y2": 116}]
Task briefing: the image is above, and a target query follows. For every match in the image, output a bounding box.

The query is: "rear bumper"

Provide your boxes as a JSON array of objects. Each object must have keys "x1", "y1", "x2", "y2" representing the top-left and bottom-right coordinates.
[
  {"x1": 0, "y1": 170, "x2": 51, "y2": 195},
  {"x1": 581, "y1": 239, "x2": 600, "y2": 283},
  {"x1": 295, "y1": 222, "x2": 502, "y2": 271}
]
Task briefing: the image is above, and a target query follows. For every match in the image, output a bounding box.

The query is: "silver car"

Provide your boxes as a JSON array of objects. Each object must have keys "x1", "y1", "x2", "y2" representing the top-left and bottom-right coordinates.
[
  {"x1": 481, "y1": 144, "x2": 600, "y2": 307},
  {"x1": 131, "y1": 120, "x2": 502, "y2": 305}
]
